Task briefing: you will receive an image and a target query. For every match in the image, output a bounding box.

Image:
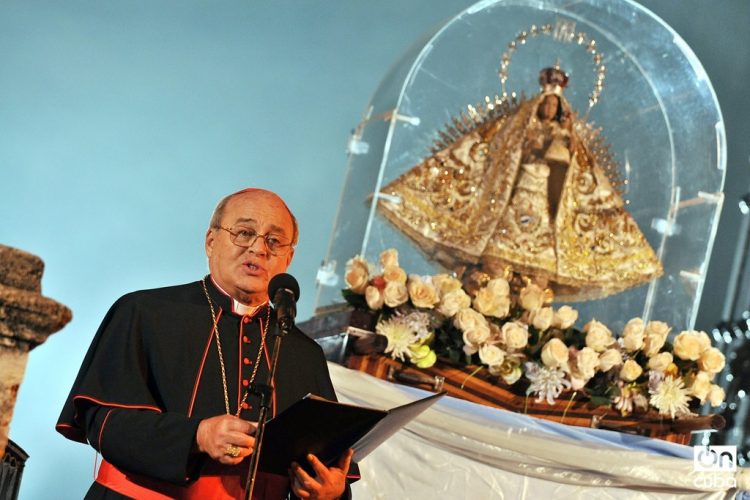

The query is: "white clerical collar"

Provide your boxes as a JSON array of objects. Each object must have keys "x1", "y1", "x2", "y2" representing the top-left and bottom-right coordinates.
[{"x1": 209, "y1": 276, "x2": 265, "y2": 316}]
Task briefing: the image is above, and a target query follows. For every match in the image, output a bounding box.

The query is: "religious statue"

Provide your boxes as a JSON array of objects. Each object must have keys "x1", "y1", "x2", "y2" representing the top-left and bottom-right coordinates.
[{"x1": 377, "y1": 66, "x2": 663, "y2": 301}]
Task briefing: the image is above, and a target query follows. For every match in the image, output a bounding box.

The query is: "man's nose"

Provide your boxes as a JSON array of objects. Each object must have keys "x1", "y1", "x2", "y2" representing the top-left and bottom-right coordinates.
[{"x1": 246, "y1": 235, "x2": 268, "y2": 255}]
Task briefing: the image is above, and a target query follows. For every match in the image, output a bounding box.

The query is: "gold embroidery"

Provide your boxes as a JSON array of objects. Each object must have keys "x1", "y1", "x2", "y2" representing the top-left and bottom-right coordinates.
[{"x1": 378, "y1": 67, "x2": 663, "y2": 301}]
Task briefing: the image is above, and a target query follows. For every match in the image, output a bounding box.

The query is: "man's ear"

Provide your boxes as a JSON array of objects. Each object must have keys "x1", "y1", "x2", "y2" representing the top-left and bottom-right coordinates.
[{"x1": 205, "y1": 228, "x2": 215, "y2": 258}]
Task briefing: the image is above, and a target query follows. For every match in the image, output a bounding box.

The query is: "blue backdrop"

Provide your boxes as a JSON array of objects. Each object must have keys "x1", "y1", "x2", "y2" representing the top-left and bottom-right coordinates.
[{"x1": 1, "y1": 1, "x2": 747, "y2": 498}]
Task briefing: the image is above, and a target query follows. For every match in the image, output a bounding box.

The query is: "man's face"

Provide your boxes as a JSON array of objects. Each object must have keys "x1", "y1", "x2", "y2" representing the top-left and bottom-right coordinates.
[{"x1": 205, "y1": 191, "x2": 295, "y2": 305}]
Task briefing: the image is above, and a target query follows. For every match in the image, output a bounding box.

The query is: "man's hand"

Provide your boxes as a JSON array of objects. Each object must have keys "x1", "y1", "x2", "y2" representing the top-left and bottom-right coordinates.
[
  {"x1": 289, "y1": 448, "x2": 353, "y2": 500},
  {"x1": 196, "y1": 414, "x2": 257, "y2": 465}
]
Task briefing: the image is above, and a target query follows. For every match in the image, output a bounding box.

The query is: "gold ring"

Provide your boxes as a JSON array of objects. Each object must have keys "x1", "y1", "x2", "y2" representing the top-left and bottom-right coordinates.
[{"x1": 225, "y1": 444, "x2": 241, "y2": 458}]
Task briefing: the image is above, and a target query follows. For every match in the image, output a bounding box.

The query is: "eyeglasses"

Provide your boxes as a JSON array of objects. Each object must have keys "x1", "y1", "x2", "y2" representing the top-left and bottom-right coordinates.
[{"x1": 218, "y1": 226, "x2": 294, "y2": 256}]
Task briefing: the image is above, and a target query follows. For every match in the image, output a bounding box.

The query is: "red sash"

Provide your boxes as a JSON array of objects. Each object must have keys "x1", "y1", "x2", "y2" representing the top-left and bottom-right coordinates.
[{"x1": 96, "y1": 460, "x2": 290, "y2": 499}]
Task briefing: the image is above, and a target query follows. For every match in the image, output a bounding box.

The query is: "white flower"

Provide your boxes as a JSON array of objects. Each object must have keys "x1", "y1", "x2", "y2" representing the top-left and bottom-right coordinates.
[
  {"x1": 707, "y1": 384, "x2": 725, "y2": 408},
  {"x1": 376, "y1": 317, "x2": 418, "y2": 362},
  {"x1": 572, "y1": 347, "x2": 600, "y2": 381},
  {"x1": 473, "y1": 278, "x2": 511, "y2": 318},
  {"x1": 642, "y1": 321, "x2": 671, "y2": 356},
  {"x1": 407, "y1": 274, "x2": 439, "y2": 309},
  {"x1": 454, "y1": 308, "x2": 490, "y2": 354},
  {"x1": 344, "y1": 255, "x2": 370, "y2": 293},
  {"x1": 437, "y1": 288, "x2": 471, "y2": 318},
  {"x1": 379, "y1": 248, "x2": 399, "y2": 268},
  {"x1": 690, "y1": 371, "x2": 712, "y2": 403},
  {"x1": 649, "y1": 376, "x2": 691, "y2": 418},
  {"x1": 501, "y1": 321, "x2": 529, "y2": 350},
  {"x1": 540, "y1": 338, "x2": 569, "y2": 370},
  {"x1": 598, "y1": 348, "x2": 623, "y2": 372},
  {"x1": 621, "y1": 318, "x2": 645, "y2": 352},
  {"x1": 524, "y1": 362, "x2": 571, "y2": 404},
  {"x1": 519, "y1": 283, "x2": 545, "y2": 311},
  {"x1": 402, "y1": 310, "x2": 432, "y2": 341},
  {"x1": 383, "y1": 281, "x2": 409, "y2": 307},
  {"x1": 673, "y1": 330, "x2": 712, "y2": 361},
  {"x1": 382, "y1": 264, "x2": 407, "y2": 284},
  {"x1": 553, "y1": 305, "x2": 578, "y2": 329},
  {"x1": 583, "y1": 319, "x2": 614, "y2": 352},
  {"x1": 614, "y1": 383, "x2": 649, "y2": 416},
  {"x1": 479, "y1": 344, "x2": 505, "y2": 367},
  {"x1": 530, "y1": 307, "x2": 554, "y2": 331},
  {"x1": 432, "y1": 274, "x2": 463, "y2": 296},
  {"x1": 365, "y1": 285, "x2": 384, "y2": 310},
  {"x1": 647, "y1": 352, "x2": 673, "y2": 372},
  {"x1": 619, "y1": 359, "x2": 643, "y2": 382},
  {"x1": 698, "y1": 347, "x2": 726, "y2": 374}
]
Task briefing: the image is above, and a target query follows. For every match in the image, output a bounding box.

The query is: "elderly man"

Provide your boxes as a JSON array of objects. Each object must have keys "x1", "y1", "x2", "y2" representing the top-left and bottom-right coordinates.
[{"x1": 57, "y1": 188, "x2": 355, "y2": 499}]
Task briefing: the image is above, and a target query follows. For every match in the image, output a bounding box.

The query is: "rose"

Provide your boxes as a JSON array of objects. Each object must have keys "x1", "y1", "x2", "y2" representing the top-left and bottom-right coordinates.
[
  {"x1": 455, "y1": 308, "x2": 491, "y2": 353},
  {"x1": 382, "y1": 265, "x2": 407, "y2": 284},
  {"x1": 379, "y1": 248, "x2": 399, "y2": 268},
  {"x1": 365, "y1": 285, "x2": 384, "y2": 310},
  {"x1": 598, "y1": 348, "x2": 623, "y2": 372},
  {"x1": 584, "y1": 320, "x2": 614, "y2": 352},
  {"x1": 698, "y1": 347, "x2": 726, "y2": 374},
  {"x1": 690, "y1": 371, "x2": 712, "y2": 402},
  {"x1": 479, "y1": 344, "x2": 505, "y2": 367},
  {"x1": 621, "y1": 318, "x2": 645, "y2": 352},
  {"x1": 673, "y1": 330, "x2": 712, "y2": 361},
  {"x1": 643, "y1": 321, "x2": 671, "y2": 356},
  {"x1": 708, "y1": 384, "x2": 725, "y2": 407},
  {"x1": 383, "y1": 281, "x2": 408, "y2": 307},
  {"x1": 573, "y1": 347, "x2": 600, "y2": 380},
  {"x1": 432, "y1": 274, "x2": 463, "y2": 296},
  {"x1": 501, "y1": 321, "x2": 529, "y2": 350},
  {"x1": 553, "y1": 305, "x2": 578, "y2": 329},
  {"x1": 492, "y1": 359, "x2": 523, "y2": 385},
  {"x1": 437, "y1": 289, "x2": 471, "y2": 317},
  {"x1": 519, "y1": 283, "x2": 545, "y2": 311},
  {"x1": 541, "y1": 338, "x2": 569, "y2": 369},
  {"x1": 619, "y1": 359, "x2": 643, "y2": 382},
  {"x1": 647, "y1": 352, "x2": 673, "y2": 372},
  {"x1": 473, "y1": 279, "x2": 511, "y2": 318},
  {"x1": 344, "y1": 256, "x2": 369, "y2": 293},
  {"x1": 530, "y1": 307, "x2": 554, "y2": 331},
  {"x1": 407, "y1": 275, "x2": 439, "y2": 308}
]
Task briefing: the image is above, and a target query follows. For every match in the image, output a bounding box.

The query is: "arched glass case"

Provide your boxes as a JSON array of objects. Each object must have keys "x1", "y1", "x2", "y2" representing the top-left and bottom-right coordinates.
[{"x1": 315, "y1": 0, "x2": 725, "y2": 332}]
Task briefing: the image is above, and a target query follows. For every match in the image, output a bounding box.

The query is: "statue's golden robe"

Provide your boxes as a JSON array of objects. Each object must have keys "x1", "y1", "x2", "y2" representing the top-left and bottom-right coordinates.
[{"x1": 378, "y1": 72, "x2": 663, "y2": 301}]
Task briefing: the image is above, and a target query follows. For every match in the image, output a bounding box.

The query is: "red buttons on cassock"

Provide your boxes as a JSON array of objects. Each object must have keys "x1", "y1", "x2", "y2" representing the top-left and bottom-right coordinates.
[
  {"x1": 243, "y1": 357, "x2": 251, "y2": 365},
  {"x1": 242, "y1": 336, "x2": 250, "y2": 343},
  {"x1": 241, "y1": 402, "x2": 250, "y2": 410},
  {"x1": 242, "y1": 379, "x2": 249, "y2": 387},
  {"x1": 243, "y1": 317, "x2": 251, "y2": 324}
]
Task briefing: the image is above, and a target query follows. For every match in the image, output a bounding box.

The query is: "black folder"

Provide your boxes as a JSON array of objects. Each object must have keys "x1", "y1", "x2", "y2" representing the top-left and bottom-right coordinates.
[{"x1": 258, "y1": 391, "x2": 445, "y2": 475}]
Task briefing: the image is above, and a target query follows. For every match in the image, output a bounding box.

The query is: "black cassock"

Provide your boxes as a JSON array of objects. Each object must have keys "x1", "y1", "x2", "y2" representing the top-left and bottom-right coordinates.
[{"x1": 57, "y1": 277, "x2": 358, "y2": 499}]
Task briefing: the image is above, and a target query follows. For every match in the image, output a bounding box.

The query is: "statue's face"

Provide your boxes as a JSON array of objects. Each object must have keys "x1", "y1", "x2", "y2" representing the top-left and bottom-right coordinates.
[{"x1": 538, "y1": 95, "x2": 559, "y2": 121}]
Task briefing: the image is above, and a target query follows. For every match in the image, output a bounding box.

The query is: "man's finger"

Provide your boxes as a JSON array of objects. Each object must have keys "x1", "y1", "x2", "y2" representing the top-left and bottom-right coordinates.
[
  {"x1": 336, "y1": 448, "x2": 354, "y2": 473},
  {"x1": 291, "y1": 461, "x2": 321, "y2": 490},
  {"x1": 306, "y1": 453, "x2": 329, "y2": 479}
]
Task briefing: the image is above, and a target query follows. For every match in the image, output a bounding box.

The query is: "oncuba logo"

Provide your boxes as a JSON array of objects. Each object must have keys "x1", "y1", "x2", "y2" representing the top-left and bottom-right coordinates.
[{"x1": 693, "y1": 445, "x2": 737, "y2": 472}]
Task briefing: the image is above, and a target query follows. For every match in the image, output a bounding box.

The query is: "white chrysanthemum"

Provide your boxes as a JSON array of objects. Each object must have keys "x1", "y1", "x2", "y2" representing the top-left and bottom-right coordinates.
[
  {"x1": 376, "y1": 317, "x2": 418, "y2": 362},
  {"x1": 524, "y1": 362, "x2": 571, "y2": 405},
  {"x1": 402, "y1": 310, "x2": 432, "y2": 341},
  {"x1": 649, "y1": 376, "x2": 691, "y2": 418},
  {"x1": 614, "y1": 383, "x2": 648, "y2": 416}
]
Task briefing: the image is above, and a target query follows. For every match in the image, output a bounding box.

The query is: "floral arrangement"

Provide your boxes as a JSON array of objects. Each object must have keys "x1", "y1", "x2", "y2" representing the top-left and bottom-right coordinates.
[{"x1": 342, "y1": 249, "x2": 727, "y2": 419}]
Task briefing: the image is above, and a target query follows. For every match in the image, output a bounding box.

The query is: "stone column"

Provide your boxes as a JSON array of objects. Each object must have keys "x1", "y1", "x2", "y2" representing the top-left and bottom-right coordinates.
[{"x1": 0, "y1": 245, "x2": 72, "y2": 458}]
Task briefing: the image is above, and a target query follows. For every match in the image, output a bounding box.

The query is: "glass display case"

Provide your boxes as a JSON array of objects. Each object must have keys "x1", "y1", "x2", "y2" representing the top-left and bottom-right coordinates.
[{"x1": 314, "y1": 0, "x2": 725, "y2": 332}]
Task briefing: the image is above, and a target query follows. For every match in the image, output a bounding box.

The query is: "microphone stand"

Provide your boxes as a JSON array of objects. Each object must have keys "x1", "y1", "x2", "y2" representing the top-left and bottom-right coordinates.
[{"x1": 243, "y1": 316, "x2": 291, "y2": 500}]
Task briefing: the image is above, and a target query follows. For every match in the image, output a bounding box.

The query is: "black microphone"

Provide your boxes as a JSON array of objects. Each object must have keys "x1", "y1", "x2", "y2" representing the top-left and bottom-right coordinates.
[{"x1": 268, "y1": 273, "x2": 300, "y2": 334}]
